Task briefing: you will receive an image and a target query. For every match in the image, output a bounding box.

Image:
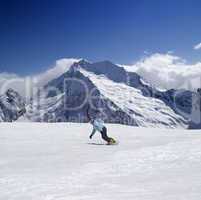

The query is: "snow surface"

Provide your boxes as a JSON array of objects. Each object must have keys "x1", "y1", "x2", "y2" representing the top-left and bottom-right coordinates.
[{"x1": 1, "y1": 123, "x2": 201, "y2": 200}]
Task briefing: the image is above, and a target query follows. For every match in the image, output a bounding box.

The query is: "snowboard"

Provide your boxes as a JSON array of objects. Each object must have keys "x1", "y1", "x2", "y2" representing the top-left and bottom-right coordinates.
[
  {"x1": 88, "y1": 138, "x2": 119, "y2": 146},
  {"x1": 107, "y1": 138, "x2": 118, "y2": 145}
]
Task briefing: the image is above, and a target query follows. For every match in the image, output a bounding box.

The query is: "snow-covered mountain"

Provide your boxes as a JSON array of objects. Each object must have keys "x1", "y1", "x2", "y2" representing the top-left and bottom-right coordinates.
[
  {"x1": 26, "y1": 60, "x2": 189, "y2": 129},
  {"x1": 0, "y1": 89, "x2": 26, "y2": 122},
  {"x1": 78, "y1": 60, "x2": 199, "y2": 123}
]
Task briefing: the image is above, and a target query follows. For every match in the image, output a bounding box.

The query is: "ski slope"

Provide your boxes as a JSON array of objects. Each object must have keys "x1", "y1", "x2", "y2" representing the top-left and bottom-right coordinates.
[{"x1": 0, "y1": 123, "x2": 201, "y2": 200}]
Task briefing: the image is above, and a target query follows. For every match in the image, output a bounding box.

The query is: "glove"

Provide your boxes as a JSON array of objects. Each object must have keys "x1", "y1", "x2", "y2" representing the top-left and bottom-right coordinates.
[{"x1": 89, "y1": 135, "x2": 93, "y2": 139}]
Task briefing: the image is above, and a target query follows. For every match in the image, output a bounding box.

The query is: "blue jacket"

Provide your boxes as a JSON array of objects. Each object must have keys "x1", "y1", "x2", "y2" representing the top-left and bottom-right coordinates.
[{"x1": 90, "y1": 118, "x2": 104, "y2": 137}]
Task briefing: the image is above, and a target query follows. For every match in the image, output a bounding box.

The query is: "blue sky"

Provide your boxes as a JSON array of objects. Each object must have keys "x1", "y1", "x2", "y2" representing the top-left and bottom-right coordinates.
[{"x1": 0, "y1": 0, "x2": 201, "y2": 75}]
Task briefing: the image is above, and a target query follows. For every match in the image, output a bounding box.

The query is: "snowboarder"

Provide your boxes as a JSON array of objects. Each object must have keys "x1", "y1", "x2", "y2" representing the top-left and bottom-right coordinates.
[{"x1": 87, "y1": 108, "x2": 116, "y2": 145}]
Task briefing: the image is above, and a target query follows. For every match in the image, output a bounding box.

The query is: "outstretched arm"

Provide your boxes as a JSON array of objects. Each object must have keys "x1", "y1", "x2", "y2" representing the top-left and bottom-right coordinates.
[{"x1": 89, "y1": 128, "x2": 96, "y2": 139}]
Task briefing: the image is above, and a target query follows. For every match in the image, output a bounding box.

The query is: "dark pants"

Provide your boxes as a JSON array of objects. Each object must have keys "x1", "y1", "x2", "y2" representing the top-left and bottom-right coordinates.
[{"x1": 100, "y1": 127, "x2": 111, "y2": 143}]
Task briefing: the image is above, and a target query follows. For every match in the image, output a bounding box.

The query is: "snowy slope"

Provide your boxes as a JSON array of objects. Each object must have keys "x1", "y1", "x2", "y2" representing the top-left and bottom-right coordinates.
[
  {"x1": 0, "y1": 123, "x2": 201, "y2": 200},
  {"x1": 81, "y1": 69, "x2": 187, "y2": 128}
]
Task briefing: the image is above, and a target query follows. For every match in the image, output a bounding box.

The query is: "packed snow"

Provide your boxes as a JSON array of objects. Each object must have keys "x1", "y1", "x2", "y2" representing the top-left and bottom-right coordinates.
[{"x1": 1, "y1": 123, "x2": 201, "y2": 200}]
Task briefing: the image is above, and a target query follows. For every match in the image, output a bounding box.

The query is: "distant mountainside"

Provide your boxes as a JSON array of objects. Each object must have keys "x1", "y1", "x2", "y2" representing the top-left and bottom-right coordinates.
[
  {"x1": 77, "y1": 60, "x2": 201, "y2": 129},
  {"x1": 26, "y1": 60, "x2": 192, "y2": 129},
  {"x1": 0, "y1": 89, "x2": 26, "y2": 122},
  {"x1": 78, "y1": 60, "x2": 198, "y2": 120}
]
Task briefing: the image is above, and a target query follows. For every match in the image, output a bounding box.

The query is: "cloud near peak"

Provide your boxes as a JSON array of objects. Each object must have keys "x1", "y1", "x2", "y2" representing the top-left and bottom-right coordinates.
[
  {"x1": 33, "y1": 58, "x2": 80, "y2": 86},
  {"x1": 0, "y1": 58, "x2": 80, "y2": 98},
  {"x1": 1, "y1": 55, "x2": 201, "y2": 98},
  {"x1": 124, "y1": 53, "x2": 201, "y2": 91}
]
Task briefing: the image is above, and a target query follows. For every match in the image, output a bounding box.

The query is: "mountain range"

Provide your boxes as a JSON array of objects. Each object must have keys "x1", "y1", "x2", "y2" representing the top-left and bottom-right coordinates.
[{"x1": 1, "y1": 59, "x2": 201, "y2": 129}]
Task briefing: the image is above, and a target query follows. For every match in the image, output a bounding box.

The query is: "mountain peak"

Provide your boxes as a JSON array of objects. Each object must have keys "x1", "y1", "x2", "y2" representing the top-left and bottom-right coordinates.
[{"x1": 77, "y1": 59, "x2": 91, "y2": 65}]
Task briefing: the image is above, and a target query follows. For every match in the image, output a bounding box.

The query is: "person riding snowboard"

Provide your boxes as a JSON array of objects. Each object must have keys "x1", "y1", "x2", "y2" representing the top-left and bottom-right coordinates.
[{"x1": 87, "y1": 108, "x2": 116, "y2": 145}]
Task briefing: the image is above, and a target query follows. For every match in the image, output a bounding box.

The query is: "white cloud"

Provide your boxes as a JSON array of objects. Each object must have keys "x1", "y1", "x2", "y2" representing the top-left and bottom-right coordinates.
[
  {"x1": 0, "y1": 73, "x2": 25, "y2": 95},
  {"x1": 1, "y1": 54, "x2": 201, "y2": 99},
  {"x1": 33, "y1": 58, "x2": 80, "y2": 87},
  {"x1": 124, "y1": 53, "x2": 201, "y2": 90},
  {"x1": 0, "y1": 58, "x2": 80, "y2": 98},
  {"x1": 194, "y1": 42, "x2": 201, "y2": 50}
]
